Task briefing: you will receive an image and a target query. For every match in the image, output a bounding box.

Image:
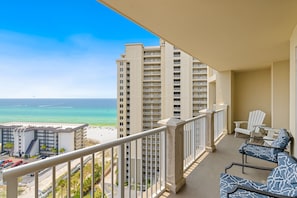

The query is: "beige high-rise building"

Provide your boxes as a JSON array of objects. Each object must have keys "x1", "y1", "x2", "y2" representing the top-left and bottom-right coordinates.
[{"x1": 117, "y1": 39, "x2": 208, "y2": 182}]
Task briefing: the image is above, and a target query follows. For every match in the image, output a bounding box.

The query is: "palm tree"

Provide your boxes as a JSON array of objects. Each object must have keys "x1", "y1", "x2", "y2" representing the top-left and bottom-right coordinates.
[
  {"x1": 58, "y1": 179, "x2": 66, "y2": 198},
  {"x1": 59, "y1": 148, "x2": 65, "y2": 154},
  {"x1": 4, "y1": 142, "x2": 14, "y2": 156},
  {"x1": 51, "y1": 147, "x2": 57, "y2": 155},
  {"x1": 41, "y1": 144, "x2": 47, "y2": 151}
]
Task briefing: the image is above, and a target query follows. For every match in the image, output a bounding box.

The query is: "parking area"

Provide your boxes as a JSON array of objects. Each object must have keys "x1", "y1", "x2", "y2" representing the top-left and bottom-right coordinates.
[{"x1": 0, "y1": 152, "x2": 41, "y2": 171}]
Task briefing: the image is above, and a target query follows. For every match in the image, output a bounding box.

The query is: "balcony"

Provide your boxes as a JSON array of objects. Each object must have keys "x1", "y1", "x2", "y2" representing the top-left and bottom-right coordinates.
[
  {"x1": 0, "y1": 106, "x2": 232, "y2": 198},
  {"x1": 167, "y1": 134, "x2": 275, "y2": 198}
]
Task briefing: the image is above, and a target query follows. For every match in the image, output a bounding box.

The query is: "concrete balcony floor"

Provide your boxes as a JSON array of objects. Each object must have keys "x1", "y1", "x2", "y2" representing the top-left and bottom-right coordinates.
[{"x1": 164, "y1": 134, "x2": 276, "y2": 198}]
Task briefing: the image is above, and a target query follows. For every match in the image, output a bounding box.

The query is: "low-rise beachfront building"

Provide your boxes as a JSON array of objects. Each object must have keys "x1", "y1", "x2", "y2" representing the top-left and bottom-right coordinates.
[{"x1": 0, "y1": 122, "x2": 88, "y2": 157}]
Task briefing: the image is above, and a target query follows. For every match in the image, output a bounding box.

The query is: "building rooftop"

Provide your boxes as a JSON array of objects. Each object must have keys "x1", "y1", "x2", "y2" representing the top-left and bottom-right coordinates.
[{"x1": 0, "y1": 122, "x2": 88, "y2": 132}]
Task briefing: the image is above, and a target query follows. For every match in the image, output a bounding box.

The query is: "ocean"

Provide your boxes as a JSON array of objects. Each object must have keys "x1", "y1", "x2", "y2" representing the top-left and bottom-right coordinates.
[{"x1": 0, "y1": 99, "x2": 117, "y2": 126}]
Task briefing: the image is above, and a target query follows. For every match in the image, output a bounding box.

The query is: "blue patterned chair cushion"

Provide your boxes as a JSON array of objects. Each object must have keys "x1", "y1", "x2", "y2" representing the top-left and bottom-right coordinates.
[
  {"x1": 220, "y1": 173, "x2": 268, "y2": 198},
  {"x1": 271, "y1": 129, "x2": 290, "y2": 149},
  {"x1": 239, "y1": 143, "x2": 277, "y2": 162},
  {"x1": 267, "y1": 152, "x2": 297, "y2": 197},
  {"x1": 238, "y1": 129, "x2": 291, "y2": 164}
]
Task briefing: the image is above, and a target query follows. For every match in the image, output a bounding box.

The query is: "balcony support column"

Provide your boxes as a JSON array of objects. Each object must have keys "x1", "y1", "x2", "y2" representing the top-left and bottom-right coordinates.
[
  {"x1": 158, "y1": 117, "x2": 186, "y2": 193},
  {"x1": 5, "y1": 177, "x2": 18, "y2": 198},
  {"x1": 200, "y1": 109, "x2": 216, "y2": 152}
]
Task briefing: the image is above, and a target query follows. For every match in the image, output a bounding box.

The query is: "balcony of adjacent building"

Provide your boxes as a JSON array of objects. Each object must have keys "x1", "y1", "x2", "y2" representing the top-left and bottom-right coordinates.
[
  {"x1": 144, "y1": 57, "x2": 161, "y2": 65},
  {"x1": 144, "y1": 51, "x2": 161, "y2": 58}
]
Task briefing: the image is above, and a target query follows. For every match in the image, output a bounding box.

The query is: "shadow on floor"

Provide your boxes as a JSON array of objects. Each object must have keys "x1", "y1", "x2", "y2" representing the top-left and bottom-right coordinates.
[{"x1": 166, "y1": 134, "x2": 276, "y2": 198}]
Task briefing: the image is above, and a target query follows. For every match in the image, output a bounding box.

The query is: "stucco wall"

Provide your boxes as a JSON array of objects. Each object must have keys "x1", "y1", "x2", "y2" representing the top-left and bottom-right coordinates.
[
  {"x1": 234, "y1": 69, "x2": 271, "y2": 127},
  {"x1": 290, "y1": 24, "x2": 297, "y2": 155},
  {"x1": 271, "y1": 60, "x2": 289, "y2": 129},
  {"x1": 59, "y1": 133, "x2": 74, "y2": 153},
  {"x1": 216, "y1": 71, "x2": 233, "y2": 133}
]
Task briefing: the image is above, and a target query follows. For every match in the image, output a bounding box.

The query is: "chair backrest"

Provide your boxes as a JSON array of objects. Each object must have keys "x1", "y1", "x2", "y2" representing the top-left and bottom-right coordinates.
[
  {"x1": 267, "y1": 152, "x2": 297, "y2": 197},
  {"x1": 247, "y1": 110, "x2": 266, "y2": 131},
  {"x1": 271, "y1": 129, "x2": 291, "y2": 149}
]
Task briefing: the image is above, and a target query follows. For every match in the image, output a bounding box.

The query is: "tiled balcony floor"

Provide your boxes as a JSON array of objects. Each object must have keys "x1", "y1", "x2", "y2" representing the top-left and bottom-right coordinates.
[{"x1": 166, "y1": 134, "x2": 276, "y2": 198}]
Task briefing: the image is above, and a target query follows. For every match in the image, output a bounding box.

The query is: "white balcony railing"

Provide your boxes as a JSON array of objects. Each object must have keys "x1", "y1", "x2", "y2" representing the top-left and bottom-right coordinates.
[
  {"x1": 1, "y1": 106, "x2": 228, "y2": 197},
  {"x1": 213, "y1": 105, "x2": 228, "y2": 141},
  {"x1": 183, "y1": 115, "x2": 206, "y2": 170},
  {"x1": 1, "y1": 127, "x2": 167, "y2": 198}
]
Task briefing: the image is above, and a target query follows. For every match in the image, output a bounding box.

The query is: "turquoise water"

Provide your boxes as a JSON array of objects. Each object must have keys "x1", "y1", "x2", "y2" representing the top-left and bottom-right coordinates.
[{"x1": 0, "y1": 99, "x2": 117, "y2": 126}]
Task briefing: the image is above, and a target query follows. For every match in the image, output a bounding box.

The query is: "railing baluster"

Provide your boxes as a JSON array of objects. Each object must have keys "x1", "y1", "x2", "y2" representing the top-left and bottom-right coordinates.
[
  {"x1": 67, "y1": 161, "x2": 71, "y2": 198},
  {"x1": 129, "y1": 143, "x2": 131, "y2": 198},
  {"x1": 102, "y1": 150, "x2": 105, "y2": 198},
  {"x1": 159, "y1": 132, "x2": 161, "y2": 191},
  {"x1": 111, "y1": 147, "x2": 114, "y2": 198},
  {"x1": 91, "y1": 153, "x2": 95, "y2": 198},
  {"x1": 80, "y1": 157, "x2": 83, "y2": 198},
  {"x1": 52, "y1": 166, "x2": 56, "y2": 198},
  {"x1": 154, "y1": 134, "x2": 157, "y2": 195},
  {"x1": 164, "y1": 130, "x2": 167, "y2": 189},
  {"x1": 150, "y1": 135, "x2": 153, "y2": 197},
  {"x1": 35, "y1": 171, "x2": 38, "y2": 198},
  {"x1": 146, "y1": 136, "x2": 148, "y2": 198},
  {"x1": 118, "y1": 144, "x2": 125, "y2": 198},
  {"x1": 135, "y1": 140, "x2": 138, "y2": 198},
  {"x1": 140, "y1": 139, "x2": 143, "y2": 198}
]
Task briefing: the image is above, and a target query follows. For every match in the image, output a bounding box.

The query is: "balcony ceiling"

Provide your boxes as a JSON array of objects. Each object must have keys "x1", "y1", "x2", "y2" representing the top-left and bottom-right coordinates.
[{"x1": 97, "y1": 0, "x2": 297, "y2": 71}]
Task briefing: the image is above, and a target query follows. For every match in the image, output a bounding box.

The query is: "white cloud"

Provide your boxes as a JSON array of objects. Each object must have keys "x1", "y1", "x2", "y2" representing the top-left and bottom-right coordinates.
[{"x1": 0, "y1": 31, "x2": 118, "y2": 98}]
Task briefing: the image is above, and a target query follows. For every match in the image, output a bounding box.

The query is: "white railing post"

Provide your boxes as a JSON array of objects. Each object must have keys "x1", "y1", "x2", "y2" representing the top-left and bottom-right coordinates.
[
  {"x1": 158, "y1": 118, "x2": 186, "y2": 193},
  {"x1": 118, "y1": 144, "x2": 125, "y2": 197},
  {"x1": 222, "y1": 104, "x2": 228, "y2": 134},
  {"x1": 200, "y1": 109, "x2": 216, "y2": 152},
  {"x1": 5, "y1": 177, "x2": 18, "y2": 198}
]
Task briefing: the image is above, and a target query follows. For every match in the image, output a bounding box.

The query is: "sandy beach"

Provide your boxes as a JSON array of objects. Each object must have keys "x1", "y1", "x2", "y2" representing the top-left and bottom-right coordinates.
[{"x1": 86, "y1": 126, "x2": 117, "y2": 144}]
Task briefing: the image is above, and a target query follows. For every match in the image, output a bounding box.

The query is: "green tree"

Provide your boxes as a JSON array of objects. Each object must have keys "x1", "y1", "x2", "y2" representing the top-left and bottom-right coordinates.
[
  {"x1": 51, "y1": 147, "x2": 57, "y2": 155},
  {"x1": 59, "y1": 148, "x2": 65, "y2": 154},
  {"x1": 58, "y1": 179, "x2": 66, "y2": 198},
  {"x1": 4, "y1": 142, "x2": 14, "y2": 156},
  {"x1": 41, "y1": 144, "x2": 47, "y2": 151}
]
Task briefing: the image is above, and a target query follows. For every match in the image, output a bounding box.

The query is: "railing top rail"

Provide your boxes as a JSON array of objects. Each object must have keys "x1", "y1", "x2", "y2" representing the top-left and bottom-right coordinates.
[
  {"x1": 214, "y1": 108, "x2": 226, "y2": 113},
  {"x1": 184, "y1": 114, "x2": 206, "y2": 123},
  {"x1": 2, "y1": 126, "x2": 167, "y2": 179}
]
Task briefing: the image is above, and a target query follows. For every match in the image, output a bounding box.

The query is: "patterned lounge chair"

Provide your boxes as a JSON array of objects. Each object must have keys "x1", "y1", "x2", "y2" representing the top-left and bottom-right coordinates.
[
  {"x1": 238, "y1": 128, "x2": 292, "y2": 173},
  {"x1": 220, "y1": 152, "x2": 297, "y2": 198}
]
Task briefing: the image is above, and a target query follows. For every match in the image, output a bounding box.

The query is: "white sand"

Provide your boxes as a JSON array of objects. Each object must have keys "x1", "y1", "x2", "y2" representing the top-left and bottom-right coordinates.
[{"x1": 86, "y1": 126, "x2": 117, "y2": 144}]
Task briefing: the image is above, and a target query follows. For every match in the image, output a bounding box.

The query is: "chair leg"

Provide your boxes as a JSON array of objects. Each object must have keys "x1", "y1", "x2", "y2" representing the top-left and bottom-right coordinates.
[{"x1": 242, "y1": 153, "x2": 245, "y2": 174}]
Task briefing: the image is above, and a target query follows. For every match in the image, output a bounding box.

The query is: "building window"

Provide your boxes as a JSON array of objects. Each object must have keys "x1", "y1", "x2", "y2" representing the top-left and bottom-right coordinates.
[
  {"x1": 174, "y1": 60, "x2": 181, "y2": 64},
  {"x1": 174, "y1": 52, "x2": 180, "y2": 57}
]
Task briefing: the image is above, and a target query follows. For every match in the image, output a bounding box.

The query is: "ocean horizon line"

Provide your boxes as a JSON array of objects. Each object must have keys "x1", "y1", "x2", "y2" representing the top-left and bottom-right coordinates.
[{"x1": 0, "y1": 98, "x2": 117, "y2": 100}]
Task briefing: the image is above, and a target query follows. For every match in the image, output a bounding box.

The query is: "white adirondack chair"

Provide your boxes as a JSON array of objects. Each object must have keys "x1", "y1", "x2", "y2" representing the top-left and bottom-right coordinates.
[{"x1": 234, "y1": 110, "x2": 266, "y2": 137}]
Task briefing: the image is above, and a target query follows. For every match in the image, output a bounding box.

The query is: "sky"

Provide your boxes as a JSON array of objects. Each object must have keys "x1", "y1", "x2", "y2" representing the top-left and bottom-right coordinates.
[{"x1": 0, "y1": 0, "x2": 159, "y2": 98}]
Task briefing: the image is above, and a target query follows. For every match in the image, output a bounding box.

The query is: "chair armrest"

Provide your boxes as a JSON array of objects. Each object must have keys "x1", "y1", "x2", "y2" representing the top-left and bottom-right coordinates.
[
  {"x1": 225, "y1": 162, "x2": 273, "y2": 173},
  {"x1": 253, "y1": 124, "x2": 266, "y2": 128},
  {"x1": 234, "y1": 121, "x2": 247, "y2": 128},
  {"x1": 244, "y1": 142, "x2": 284, "y2": 150},
  {"x1": 227, "y1": 185, "x2": 293, "y2": 198}
]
